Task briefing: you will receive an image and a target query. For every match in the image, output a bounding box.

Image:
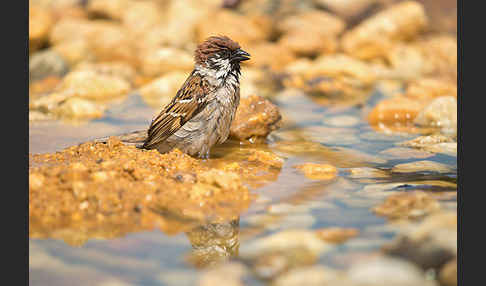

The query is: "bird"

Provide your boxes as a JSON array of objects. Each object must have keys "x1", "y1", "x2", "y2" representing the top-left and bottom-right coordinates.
[{"x1": 141, "y1": 35, "x2": 250, "y2": 158}]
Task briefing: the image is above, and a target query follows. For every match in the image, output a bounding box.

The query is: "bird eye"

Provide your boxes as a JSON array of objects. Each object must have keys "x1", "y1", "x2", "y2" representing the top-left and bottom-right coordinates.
[{"x1": 222, "y1": 50, "x2": 230, "y2": 59}]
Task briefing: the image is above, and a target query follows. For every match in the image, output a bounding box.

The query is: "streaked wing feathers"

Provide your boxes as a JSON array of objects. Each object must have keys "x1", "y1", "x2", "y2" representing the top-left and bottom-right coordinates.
[{"x1": 143, "y1": 72, "x2": 211, "y2": 149}]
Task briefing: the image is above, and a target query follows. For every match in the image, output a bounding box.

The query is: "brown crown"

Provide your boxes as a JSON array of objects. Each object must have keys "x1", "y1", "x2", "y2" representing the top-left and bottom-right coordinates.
[{"x1": 195, "y1": 35, "x2": 241, "y2": 65}]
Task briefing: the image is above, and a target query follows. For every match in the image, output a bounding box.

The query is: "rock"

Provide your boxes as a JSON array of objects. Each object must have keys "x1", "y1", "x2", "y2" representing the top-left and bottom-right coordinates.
[
  {"x1": 315, "y1": 227, "x2": 359, "y2": 243},
  {"x1": 379, "y1": 147, "x2": 434, "y2": 160},
  {"x1": 341, "y1": 1, "x2": 428, "y2": 60},
  {"x1": 30, "y1": 66, "x2": 132, "y2": 119},
  {"x1": 29, "y1": 5, "x2": 53, "y2": 52},
  {"x1": 248, "y1": 150, "x2": 284, "y2": 169},
  {"x1": 58, "y1": 69, "x2": 132, "y2": 100},
  {"x1": 383, "y1": 212, "x2": 456, "y2": 271},
  {"x1": 272, "y1": 265, "x2": 344, "y2": 286},
  {"x1": 29, "y1": 76, "x2": 62, "y2": 97},
  {"x1": 138, "y1": 71, "x2": 188, "y2": 109},
  {"x1": 198, "y1": 262, "x2": 249, "y2": 286},
  {"x1": 196, "y1": 10, "x2": 272, "y2": 47},
  {"x1": 347, "y1": 167, "x2": 389, "y2": 179},
  {"x1": 29, "y1": 173, "x2": 45, "y2": 190},
  {"x1": 74, "y1": 62, "x2": 137, "y2": 86},
  {"x1": 52, "y1": 97, "x2": 105, "y2": 120},
  {"x1": 29, "y1": 110, "x2": 54, "y2": 122},
  {"x1": 241, "y1": 230, "x2": 332, "y2": 259},
  {"x1": 314, "y1": 0, "x2": 382, "y2": 22},
  {"x1": 368, "y1": 96, "x2": 427, "y2": 127},
  {"x1": 277, "y1": 11, "x2": 345, "y2": 56},
  {"x1": 240, "y1": 230, "x2": 333, "y2": 280},
  {"x1": 382, "y1": 43, "x2": 428, "y2": 81},
  {"x1": 49, "y1": 18, "x2": 98, "y2": 45},
  {"x1": 230, "y1": 95, "x2": 282, "y2": 142},
  {"x1": 142, "y1": 0, "x2": 214, "y2": 50},
  {"x1": 414, "y1": 96, "x2": 457, "y2": 136},
  {"x1": 347, "y1": 256, "x2": 437, "y2": 286},
  {"x1": 119, "y1": 0, "x2": 164, "y2": 35},
  {"x1": 49, "y1": 19, "x2": 138, "y2": 67},
  {"x1": 52, "y1": 39, "x2": 94, "y2": 66},
  {"x1": 405, "y1": 78, "x2": 457, "y2": 101},
  {"x1": 416, "y1": 36, "x2": 457, "y2": 81},
  {"x1": 29, "y1": 49, "x2": 69, "y2": 81},
  {"x1": 30, "y1": 144, "x2": 252, "y2": 243},
  {"x1": 86, "y1": 0, "x2": 130, "y2": 20},
  {"x1": 86, "y1": 22, "x2": 137, "y2": 67},
  {"x1": 245, "y1": 42, "x2": 296, "y2": 71},
  {"x1": 283, "y1": 54, "x2": 376, "y2": 97},
  {"x1": 294, "y1": 163, "x2": 338, "y2": 180},
  {"x1": 438, "y1": 258, "x2": 457, "y2": 286},
  {"x1": 391, "y1": 160, "x2": 452, "y2": 174},
  {"x1": 399, "y1": 135, "x2": 456, "y2": 148},
  {"x1": 398, "y1": 135, "x2": 457, "y2": 156},
  {"x1": 139, "y1": 47, "x2": 194, "y2": 77},
  {"x1": 372, "y1": 192, "x2": 441, "y2": 220}
]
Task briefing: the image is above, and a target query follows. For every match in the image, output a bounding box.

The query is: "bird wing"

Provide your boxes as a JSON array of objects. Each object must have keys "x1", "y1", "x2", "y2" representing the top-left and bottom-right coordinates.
[{"x1": 143, "y1": 72, "x2": 211, "y2": 149}]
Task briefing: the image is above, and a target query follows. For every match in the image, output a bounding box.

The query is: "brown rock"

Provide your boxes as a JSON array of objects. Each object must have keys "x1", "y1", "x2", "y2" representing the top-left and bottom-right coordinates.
[
  {"x1": 315, "y1": 227, "x2": 359, "y2": 243},
  {"x1": 294, "y1": 163, "x2": 338, "y2": 180},
  {"x1": 284, "y1": 54, "x2": 376, "y2": 97},
  {"x1": 372, "y1": 192, "x2": 441, "y2": 220},
  {"x1": 139, "y1": 47, "x2": 194, "y2": 77},
  {"x1": 86, "y1": 0, "x2": 130, "y2": 20},
  {"x1": 138, "y1": 71, "x2": 188, "y2": 109},
  {"x1": 439, "y1": 258, "x2": 457, "y2": 286},
  {"x1": 52, "y1": 39, "x2": 94, "y2": 66},
  {"x1": 52, "y1": 97, "x2": 105, "y2": 120},
  {"x1": 314, "y1": 0, "x2": 382, "y2": 21},
  {"x1": 277, "y1": 10, "x2": 345, "y2": 56},
  {"x1": 29, "y1": 5, "x2": 54, "y2": 52},
  {"x1": 57, "y1": 69, "x2": 132, "y2": 100},
  {"x1": 416, "y1": 36, "x2": 457, "y2": 81},
  {"x1": 49, "y1": 19, "x2": 138, "y2": 68},
  {"x1": 405, "y1": 78, "x2": 457, "y2": 101},
  {"x1": 341, "y1": 1, "x2": 428, "y2": 60},
  {"x1": 230, "y1": 95, "x2": 282, "y2": 142},
  {"x1": 245, "y1": 42, "x2": 296, "y2": 71},
  {"x1": 379, "y1": 147, "x2": 434, "y2": 160},
  {"x1": 383, "y1": 211, "x2": 457, "y2": 270},
  {"x1": 367, "y1": 96, "x2": 426, "y2": 127},
  {"x1": 29, "y1": 143, "x2": 252, "y2": 244},
  {"x1": 197, "y1": 10, "x2": 272, "y2": 47},
  {"x1": 391, "y1": 160, "x2": 452, "y2": 174}
]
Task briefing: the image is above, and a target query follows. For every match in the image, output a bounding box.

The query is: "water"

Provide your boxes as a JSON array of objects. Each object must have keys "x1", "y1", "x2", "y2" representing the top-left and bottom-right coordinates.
[{"x1": 29, "y1": 90, "x2": 457, "y2": 285}]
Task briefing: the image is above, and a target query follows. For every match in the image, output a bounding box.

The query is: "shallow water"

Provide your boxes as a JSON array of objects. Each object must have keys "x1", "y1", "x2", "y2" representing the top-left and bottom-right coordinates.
[{"x1": 29, "y1": 90, "x2": 457, "y2": 285}]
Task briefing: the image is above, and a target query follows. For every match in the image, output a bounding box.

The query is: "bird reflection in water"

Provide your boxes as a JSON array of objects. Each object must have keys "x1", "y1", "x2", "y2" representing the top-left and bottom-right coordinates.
[{"x1": 185, "y1": 218, "x2": 240, "y2": 268}]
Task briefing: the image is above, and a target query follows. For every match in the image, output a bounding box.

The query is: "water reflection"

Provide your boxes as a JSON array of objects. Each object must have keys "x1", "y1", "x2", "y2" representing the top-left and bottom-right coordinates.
[{"x1": 186, "y1": 219, "x2": 240, "y2": 268}]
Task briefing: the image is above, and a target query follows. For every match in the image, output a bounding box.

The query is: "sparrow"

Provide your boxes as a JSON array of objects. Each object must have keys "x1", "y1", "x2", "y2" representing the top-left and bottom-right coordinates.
[{"x1": 142, "y1": 35, "x2": 250, "y2": 158}]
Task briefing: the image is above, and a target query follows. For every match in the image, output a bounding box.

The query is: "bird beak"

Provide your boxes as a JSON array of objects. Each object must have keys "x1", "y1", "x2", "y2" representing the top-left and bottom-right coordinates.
[{"x1": 231, "y1": 49, "x2": 251, "y2": 62}]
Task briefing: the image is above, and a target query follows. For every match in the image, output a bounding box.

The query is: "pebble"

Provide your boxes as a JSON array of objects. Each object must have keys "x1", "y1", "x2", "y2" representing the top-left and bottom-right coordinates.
[
  {"x1": 383, "y1": 211, "x2": 457, "y2": 270},
  {"x1": 341, "y1": 1, "x2": 428, "y2": 60},
  {"x1": 372, "y1": 192, "x2": 441, "y2": 220},
  {"x1": 414, "y1": 96, "x2": 457, "y2": 136},
  {"x1": 391, "y1": 160, "x2": 453, "y2": 174},
  {"x1": 29, "y1": 50, "x2": 69, "y2": 81},
  {"x1": 272, "y1": 265, "x2": 343, "y2": 286},
  {"x1": 294, "y1": 163, "x2": 338, "y2": 180},
  {"x1": 315, "y1": 227, "x2": 359, "y2": 244},
  {"x1": 347, "y1": 256, "x2": 437, "y2": 286},
  {"x1": 379, "y1": 147, "x2": 435, "y2": 159}
]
